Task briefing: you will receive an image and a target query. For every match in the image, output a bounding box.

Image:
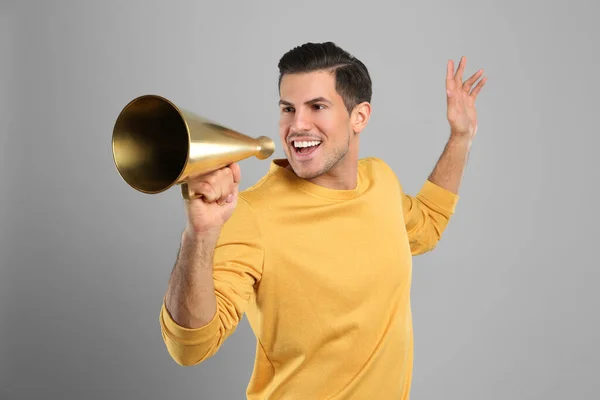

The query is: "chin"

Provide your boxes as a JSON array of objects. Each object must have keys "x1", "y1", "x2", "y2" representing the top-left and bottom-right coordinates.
[
  {"x1": 285, "y1": 143, "x2": 347, "y2": 180},
  {"x1": 294, "y1": 168, "x2": 324, "y2": 180},
  {"x1": 288, "y1": 159, "x2": 329, "y2": 180}
]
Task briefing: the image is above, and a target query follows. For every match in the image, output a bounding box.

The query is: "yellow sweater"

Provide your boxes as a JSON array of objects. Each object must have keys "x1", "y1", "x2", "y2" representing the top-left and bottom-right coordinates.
[{"x1": 160, "y1": 157, "x2": 458, "y2": 399}]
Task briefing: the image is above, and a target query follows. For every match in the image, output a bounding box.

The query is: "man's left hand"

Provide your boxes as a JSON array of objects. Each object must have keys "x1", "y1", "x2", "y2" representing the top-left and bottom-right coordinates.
[{"x1": 446, "y1": 56, "x2": 487, "y2": 140}]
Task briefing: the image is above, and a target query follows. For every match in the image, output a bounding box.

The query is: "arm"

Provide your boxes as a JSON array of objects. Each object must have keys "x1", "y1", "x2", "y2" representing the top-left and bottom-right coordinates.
[
  {"x1": 402, "y1": 179, "x2": 458, "y2": 256},
  {"x1": 402, "y1": 133, "x2": 471, "y2": 255},
  {"x1": 404, "y1": 56, "x2": 487, "y2": 254},
  {"x1": 402, "y1": 136, "x2": 470, "y2": 255},
  {"x1": 427, "y1": 136, "x2": 472, "y2": 195},
  {"x1": 164, "y1": 230, "x2": 219, "y2": 330},
  {"x1": 403, "y1": 138, "x2": 471, "y2": 255},
  {"x1": 160, "y1": 197, "x2": 264, "y2": 366},
  {"x1": 429, "y1": 55, "x2": 486, "y2": 195}
]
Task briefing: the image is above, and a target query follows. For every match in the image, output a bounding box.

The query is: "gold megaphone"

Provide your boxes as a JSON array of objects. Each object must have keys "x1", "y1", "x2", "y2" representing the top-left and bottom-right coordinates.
[{"x1": 111, "y1": 94, "x2": 275, "y2": 200}]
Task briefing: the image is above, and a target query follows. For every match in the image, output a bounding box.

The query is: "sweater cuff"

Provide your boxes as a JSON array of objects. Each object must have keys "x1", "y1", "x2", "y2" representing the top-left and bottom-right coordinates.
[
  {"x1": 160, "y1": 299, "x2": 220, "y2": 344},
  {"x1": 417, "y1": 180, "x2": 459, "y2": 215}
]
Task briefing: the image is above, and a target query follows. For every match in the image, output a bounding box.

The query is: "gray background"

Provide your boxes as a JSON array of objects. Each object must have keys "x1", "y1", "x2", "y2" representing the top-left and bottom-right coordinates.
[{"x1": 1, "y1": 0, "x2": 598, "y2": 399}]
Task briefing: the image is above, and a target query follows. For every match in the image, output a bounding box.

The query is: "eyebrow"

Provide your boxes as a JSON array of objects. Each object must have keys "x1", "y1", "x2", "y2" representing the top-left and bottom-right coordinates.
[{"x1": 278, "y1": 97, "x2": 333, "y2": 107}]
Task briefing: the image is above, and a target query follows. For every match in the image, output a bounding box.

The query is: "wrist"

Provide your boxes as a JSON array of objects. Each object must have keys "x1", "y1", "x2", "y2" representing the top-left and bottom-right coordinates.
[
  {"x1": 448, "y1": 133, "x2": 473, "y2": 149},
  {"x1": 182, "y1": 225, "x2": 221, "y2": 246}
]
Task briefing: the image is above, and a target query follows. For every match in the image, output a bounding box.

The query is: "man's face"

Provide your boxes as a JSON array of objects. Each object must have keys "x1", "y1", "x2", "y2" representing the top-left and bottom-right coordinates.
[{"x1": 278, "y1": 71, "x2": 355, "y2": 180}]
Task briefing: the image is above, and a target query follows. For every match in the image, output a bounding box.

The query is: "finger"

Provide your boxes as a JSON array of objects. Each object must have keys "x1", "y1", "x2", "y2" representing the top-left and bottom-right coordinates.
[
  {"x1": 225, "y1": 177, "x2": 239, "y2": 205},
  {"x1": 191, "y1": 181, "x2": 219, "y2": 203},
  {"x1": 446, "y1": 59, "x2": 455, "y2": 91},
  {"x1": 226, "y1": 184, "x2": 239, "y2": 204},
  {"x1": 212, "y1": 167, "x2": 235, "y2": 205},
  {"x1": 216, "y1": 182, "x2": 233, "y2": 205},
  {"x1": 229, "y1": 162, "x2": 241, "y2": 184},
  {"x1": 470, "y1": 76, "x2": 487, "y2": 99},
  {"x1": 463, "y1": 69, "x2": 483, "y2": 92},
  {"x1": 454, "y1": 56, "x2": 466, "y2": 85}
]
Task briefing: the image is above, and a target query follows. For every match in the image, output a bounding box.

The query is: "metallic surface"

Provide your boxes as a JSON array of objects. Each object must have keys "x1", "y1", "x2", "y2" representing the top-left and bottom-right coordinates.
[{"x1": 112, "y1": 95, "x2": 275, "y2": 199}]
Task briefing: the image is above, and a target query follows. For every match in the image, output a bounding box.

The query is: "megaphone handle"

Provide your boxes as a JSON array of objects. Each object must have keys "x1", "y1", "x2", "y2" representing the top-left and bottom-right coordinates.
[{"x1": 180, "y1": 182, "x2": 203, "y2": 201}]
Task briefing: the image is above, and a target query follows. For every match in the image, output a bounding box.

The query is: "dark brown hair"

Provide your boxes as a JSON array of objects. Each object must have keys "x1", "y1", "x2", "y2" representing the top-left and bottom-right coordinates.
[{"x1": 278, "y1": 42, "x2": 372, "y2": 114}]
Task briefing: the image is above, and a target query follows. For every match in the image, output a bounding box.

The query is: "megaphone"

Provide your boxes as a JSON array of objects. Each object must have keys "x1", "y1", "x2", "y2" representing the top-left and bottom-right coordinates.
[{"x1": 111, "y1": 94, "x2": 275, "y2": 200}]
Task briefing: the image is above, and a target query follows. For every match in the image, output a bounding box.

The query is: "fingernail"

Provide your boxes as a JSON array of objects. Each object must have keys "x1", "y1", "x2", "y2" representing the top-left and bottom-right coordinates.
[{"x1": 226, "y1": 194, "x2": 233, "y2": 203}]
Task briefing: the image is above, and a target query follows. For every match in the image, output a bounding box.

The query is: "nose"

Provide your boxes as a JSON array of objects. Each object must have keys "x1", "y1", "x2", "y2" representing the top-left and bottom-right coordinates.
[{"x1": 290, "y1": 109, "x2": 313, "y2": 132}]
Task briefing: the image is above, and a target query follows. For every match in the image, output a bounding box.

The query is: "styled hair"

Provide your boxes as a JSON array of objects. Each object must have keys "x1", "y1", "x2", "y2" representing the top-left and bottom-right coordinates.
[{"x1": 277, "y1": 42, "x2": 372, "y2": 114}]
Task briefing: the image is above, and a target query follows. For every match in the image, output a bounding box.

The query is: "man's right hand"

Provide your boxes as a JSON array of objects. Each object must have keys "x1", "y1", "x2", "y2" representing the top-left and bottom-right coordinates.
[{"x1": 183, "y1": 162, "x2": 241, "y2": 236}]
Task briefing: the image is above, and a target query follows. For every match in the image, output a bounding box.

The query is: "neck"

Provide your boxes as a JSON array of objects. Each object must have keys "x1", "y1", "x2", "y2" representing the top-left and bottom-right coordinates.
[{"x1": 309, "y1": 160, "x2": 358, "y2": 190}]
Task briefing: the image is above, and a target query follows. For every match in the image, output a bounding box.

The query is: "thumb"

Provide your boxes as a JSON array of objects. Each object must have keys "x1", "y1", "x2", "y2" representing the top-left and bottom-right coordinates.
[
  {"x1": 446, "y1": 89, "x2": 460, "y2": 106},
  {"x1": 446, "y1": 89, "x2": 454, "y2": 106}
]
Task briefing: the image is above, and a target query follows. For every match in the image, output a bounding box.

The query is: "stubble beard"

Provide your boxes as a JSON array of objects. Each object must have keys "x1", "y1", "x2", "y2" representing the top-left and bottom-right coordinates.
[{"x1": 288, "y1": 135, "x2": 351, "y2": 180}]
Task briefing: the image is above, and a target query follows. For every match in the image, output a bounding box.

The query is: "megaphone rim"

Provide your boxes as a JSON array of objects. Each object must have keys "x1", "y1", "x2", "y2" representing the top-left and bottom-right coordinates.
[{"x1": 111, "y1": 94, "x2": 192, "y2": 195}]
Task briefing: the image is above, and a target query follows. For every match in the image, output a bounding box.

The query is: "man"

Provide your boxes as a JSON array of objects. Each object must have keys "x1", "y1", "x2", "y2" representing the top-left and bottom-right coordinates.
[{"x1": 159, "y1": 42, "x2": 486, "y2": 399}]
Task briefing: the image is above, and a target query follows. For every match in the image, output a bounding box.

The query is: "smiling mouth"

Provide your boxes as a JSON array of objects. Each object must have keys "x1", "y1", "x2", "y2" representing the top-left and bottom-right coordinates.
[{"x1": 292, "y1": 140, "x2": 322, "y2": 155}]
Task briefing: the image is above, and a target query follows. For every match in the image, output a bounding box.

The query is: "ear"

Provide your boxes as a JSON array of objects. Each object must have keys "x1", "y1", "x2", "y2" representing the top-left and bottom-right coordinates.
[{"x1": 351, "y1": 101, "x2": 371, "y2": 134}]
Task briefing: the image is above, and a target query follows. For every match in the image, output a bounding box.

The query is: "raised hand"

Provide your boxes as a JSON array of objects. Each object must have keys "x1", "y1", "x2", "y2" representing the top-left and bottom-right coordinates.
[{"x1": 446, "y1": 56, "x2": 487, "y2": 139}]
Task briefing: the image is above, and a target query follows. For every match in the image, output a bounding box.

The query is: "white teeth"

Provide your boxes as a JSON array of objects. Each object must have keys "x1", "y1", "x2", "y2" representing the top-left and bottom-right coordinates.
[{"x1": 293, "y1": 140, "x2": 321, "y2": 148}]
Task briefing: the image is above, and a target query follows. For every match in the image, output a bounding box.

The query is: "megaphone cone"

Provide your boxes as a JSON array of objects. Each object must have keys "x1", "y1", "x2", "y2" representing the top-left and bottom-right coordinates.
[{"x1": 112, "y1": 95, "x2": 275, "y2": 198}]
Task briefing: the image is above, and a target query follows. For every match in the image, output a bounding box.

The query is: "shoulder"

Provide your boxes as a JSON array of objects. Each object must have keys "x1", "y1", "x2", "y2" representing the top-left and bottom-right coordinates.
[
  {"x1": 359, "y1": 157, "x2": 405, "y2": 193},
  {"x1": 359, "y1": 156, "x2": 398, "y2": 178},
  {"x1": 236, "y1": 167, "x2": 282, "y2": 209}
]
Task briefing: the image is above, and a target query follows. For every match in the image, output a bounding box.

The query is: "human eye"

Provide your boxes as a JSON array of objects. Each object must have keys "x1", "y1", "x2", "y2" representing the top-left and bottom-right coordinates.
[{"x1": 312, "y1": 104, "x2": 326, "y2": 111}]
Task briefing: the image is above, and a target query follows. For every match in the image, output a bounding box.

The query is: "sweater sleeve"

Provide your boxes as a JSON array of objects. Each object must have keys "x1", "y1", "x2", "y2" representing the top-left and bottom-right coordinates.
[
  {"x1": 159, "y1": 196, "x2": 264, "y2": 366},
  {"x1": 402, "y1": 180, "x2": 459, "y2": 255}
]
